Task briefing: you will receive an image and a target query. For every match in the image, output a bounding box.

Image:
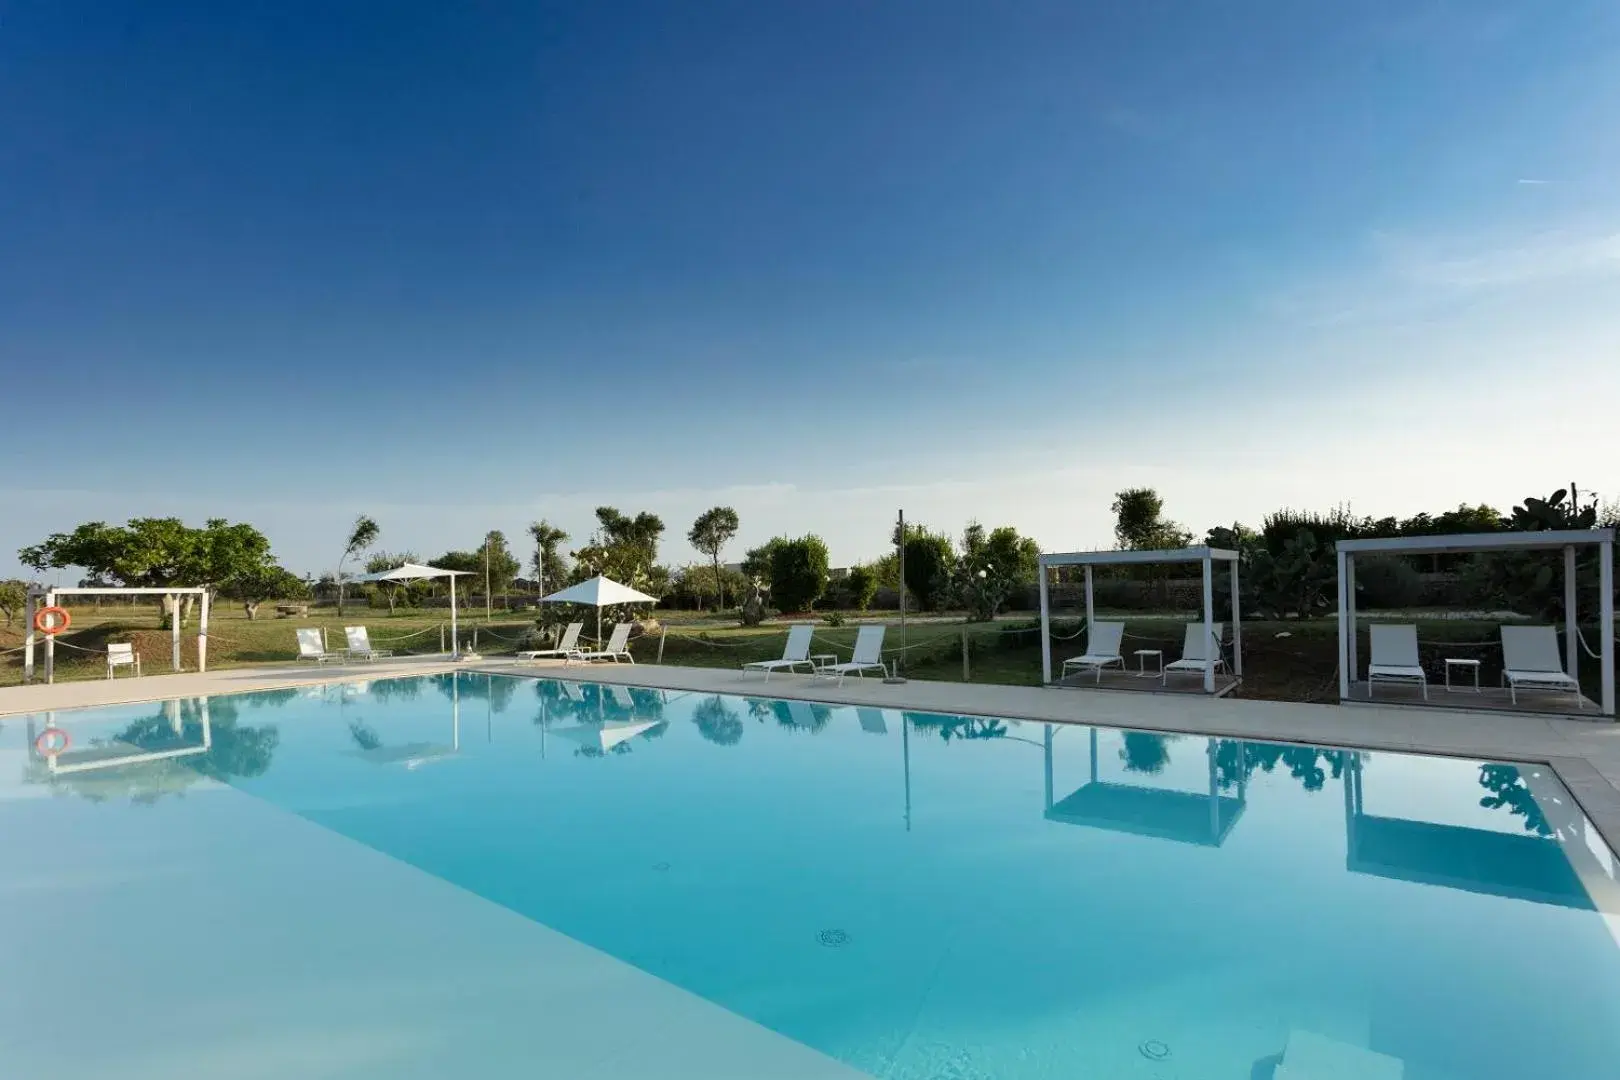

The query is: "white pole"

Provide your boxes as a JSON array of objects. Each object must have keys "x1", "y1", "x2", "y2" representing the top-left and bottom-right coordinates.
[
  {"x1": 1346, "y1": 555, "x2": 1359, "y2": 687},
  {"x1": 23, "y1": 587, "x2": 38, "y2": 684},
  {"x1": 450, "y1": 574, "x2": 460, "y2": 658},
  {"x1": 1336, "y1": 548, "x2": 1350, "y2": 701},
  {"x1": 1600, "y1": 538, "x2": 1614, "y2": 717},
  {"x1": 1038, "y1": 558, "x2": 1052, "y2": 685},
  {"x1": 1201, "y1": 555, "x2": 1215, "y2": 693},
  {"x1": 171, "y1": 592, "x2": 182, "y2": 672},
  {"x1": 1230, "y1": 556, "x2": 1243, "y2": 677},
  {"x1": 45, "y1": 588, "x2": 56, "y2": 684},
  {"x1": 1564, "y1": 545, "x2": 1578, "y2": 685},
  {"x1": 1083, "y1": 565, "x2": 1095, "y2": 628},
  {"x1": 198, "y1": 590, "x2": 210, "y2": 673}
]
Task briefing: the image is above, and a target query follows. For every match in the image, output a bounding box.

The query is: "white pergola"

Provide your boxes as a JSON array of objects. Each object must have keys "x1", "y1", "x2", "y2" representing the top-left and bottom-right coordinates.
[
  {"x1": 24, "y1": 585, "x2": 213, "y2": 684},
  {"x1": 348, "y1": 562, "x2": 472, "y2": 658},
  {"x1": 1335, "y1": 529, "x2": 1615, "y2": 716},
  {"x1": 1037, "y1": 546, "x2": 1242, "y2": 693}
]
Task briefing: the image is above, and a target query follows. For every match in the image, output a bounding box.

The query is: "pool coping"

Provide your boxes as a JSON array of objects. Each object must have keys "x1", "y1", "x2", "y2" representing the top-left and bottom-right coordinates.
[{"x1": 7, "y1": 655, "x2": 1620, "y2": 855}]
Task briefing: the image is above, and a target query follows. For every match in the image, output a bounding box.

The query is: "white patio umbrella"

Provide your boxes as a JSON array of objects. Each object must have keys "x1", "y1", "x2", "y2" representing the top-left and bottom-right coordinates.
[
  {"x1": 347, "y1": 562, "x2": 473, "y2": 658},
  {"x1": 540, "y1": 574, "x2": 657, "y2": 644}
]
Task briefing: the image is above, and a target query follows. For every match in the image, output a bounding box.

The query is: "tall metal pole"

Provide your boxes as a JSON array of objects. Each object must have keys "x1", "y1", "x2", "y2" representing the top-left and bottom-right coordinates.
[
  {"x1": 897, "y1": 509, "x2": 907, "y2": 673},
  {"x1": 485, "y1": 534, "x2": 493, "y2": 619}
]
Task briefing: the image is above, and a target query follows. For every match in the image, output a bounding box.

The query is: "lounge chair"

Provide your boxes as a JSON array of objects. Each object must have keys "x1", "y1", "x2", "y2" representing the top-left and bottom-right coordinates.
[
  {"x1": 518, "y1": 622, "x2": 583, "y2": 663},
  {"x1": 742, "y1": 623, "x2": 817, "y2": 681},
  {"x1": 817, "y1": 625, "x2": 888, "y2": 686},
  {"x1": 344, "y1": 626, "x2": 394, "y2": 661},
  {"x1": 1501, "y1": 625, "x2": 1583, "y2": 709},
  {"x1": 296, "y1": 628, "x2": 344, "y2": 664},
  {"x1": 106, "y1": 642, "x2": 141, "y2": 679},
  {"x1": 1367, "y1": 624, "x2": 1426, "y2": 700},
  {"x1": 568, "y1": 622, "x2": 635, "y2": 664},
  {"x1": 1163, "y1": 622, "x2": 1225, "y2": 685},
  {"x1": 1060, "y1": 621, "x2": 1125, "y2": 683}
]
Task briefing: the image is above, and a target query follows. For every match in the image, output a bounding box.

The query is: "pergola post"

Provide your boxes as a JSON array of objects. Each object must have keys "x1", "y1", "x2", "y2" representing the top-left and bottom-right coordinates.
[
  {"x1": 1601, "y1": 538, "x2": 1614, "y2": 717},
  {"x1": 1201, "y1": 554, "x2": 1215, "y2": 692},
  {"x1": 1038, "y1": 559, "x2": 1052, "y2": 685},
  {"x1": 1336, "y1": 547, "x2": 1351, "y2": 701},
  {"x1": 1083, "y1": 565, "x2": 1095, "y2": 629},
  {"x1": 1345, "y1": 554, "x2": 1358, "y2": 685},
  {"x1": 23, "y1": 586, "x2": 38, "y2": 684},
  {"x1": 199, "y1": 590, "x2": 210, "y2": 673},
  {"x1": 450, "y1": 574, "x2": 460, "y2": 658},
  {"x1": 170, "y1": 593, "x2": 182, "y2": 672},
  {"x1": 1230, "y1": 555, "x2": 1243, "y2": 677},
  {"x1": 1564, "y1": 545, "x2": 1578, "y2": 685},
  {"x1": 45, "y1": 588, "x2": 56, "y2": 684}
]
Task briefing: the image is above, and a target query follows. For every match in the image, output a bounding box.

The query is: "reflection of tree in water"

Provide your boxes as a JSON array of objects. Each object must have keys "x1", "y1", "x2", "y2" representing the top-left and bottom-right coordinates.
[
  {"x1": 903, "y1": 712, "x2": 1008, "y2": 742},
  {"x1": 766, "y1": 700, "x2": 833, "y2": 732},
  {"x1": 745, "y1": 699, "x2": 774, "y2": 724},
  {"x1": 532, "y1": 680, "x2": 665, "y2": 728},
  {"x1": 349, "y1": 720, "x2": 383, "y2": 751},
  {"x1": 369, "y1": 678, "x2": 423, "y2": 704},
  {"x1": 1477, "y1": 764, "x2": 1552, "y2": 836},
  {"x1": 38, "y1": 698, "x2": 279, "y2": 804},
  {"x1": 693, "y1": 696, "x2": 743, "y2": 746},
  {"x1": 1211, "y1": 739, "x2": 1348, "y2": 793},
  {"x1": 1119, "y1": 731, "x2": 1176, "y2": 774},
  {"x1": 247, "y1": 688, "x2": 299, "y2": 708},
  {"x1": 442, "y1": 672, "x2": 517, "y2": 714}
]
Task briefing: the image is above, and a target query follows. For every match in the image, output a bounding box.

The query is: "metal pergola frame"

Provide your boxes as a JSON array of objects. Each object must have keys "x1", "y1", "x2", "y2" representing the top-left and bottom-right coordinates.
[
  {"x1": 1037, "y1": 546, "x2": 1241, "y2": 693},
  {"x1": 1334, "y1": 529, "x2": 1615, "y2": 717},
  {"x1": 24, "y1": 585, "x2": 213, "y2": 684}
]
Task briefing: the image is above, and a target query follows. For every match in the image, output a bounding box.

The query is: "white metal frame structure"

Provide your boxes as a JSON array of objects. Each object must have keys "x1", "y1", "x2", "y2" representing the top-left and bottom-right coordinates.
[
  {"x1": 1335, "y1": 529, "x2": 1615, "y2": 717},
  {"x1": 1037, "y1": 547, "x2": 1242, "y2": 693},
  {"x1": 23, "y1": 585, "x2": 212, "y2": 684}
]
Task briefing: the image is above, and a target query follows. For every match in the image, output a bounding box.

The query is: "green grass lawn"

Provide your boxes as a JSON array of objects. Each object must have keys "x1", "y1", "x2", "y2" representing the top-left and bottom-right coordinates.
[{"x1": 3, "y1": 604, "x2": 1608, "y2": 705}]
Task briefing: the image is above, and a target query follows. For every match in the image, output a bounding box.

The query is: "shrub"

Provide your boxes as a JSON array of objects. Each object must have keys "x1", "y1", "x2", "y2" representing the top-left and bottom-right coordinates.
[
  {"x1": 903, "y1": 531, "x2": 955, "y2": 611},
  {"x1": 823, "y1": 610, "x2": 847, "y2": 627},
  {"x1": 844, "y1": 565, "x2": 878, "y2": 612},
  {"x1": 768, "y1": 535, "x2": 829, "y2": 612},
  {"x1": 1354, "y1": 556, "x2": 1424, "y2": 610}
]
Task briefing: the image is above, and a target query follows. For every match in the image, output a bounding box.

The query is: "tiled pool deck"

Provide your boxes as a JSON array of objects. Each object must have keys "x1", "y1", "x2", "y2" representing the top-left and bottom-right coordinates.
[{"x1": 7, "y1": 655, "x2": 1620, "y2": 851}]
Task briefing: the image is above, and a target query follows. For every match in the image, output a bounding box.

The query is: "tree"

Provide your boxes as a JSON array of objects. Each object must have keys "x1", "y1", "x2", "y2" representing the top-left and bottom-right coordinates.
[
  {"x1": 954, "y1": 523, "x2": 1039, "y2": 621},
  {"x1": 0, "y1": 580, "x2": 25, "y2": 627},
  {"x1": 688, "y1": 506, "x2": 741, "y2": 610},
  {"x1": 218, "y1": 563, "x2": 308, "y2": 619},
  {"x1": 741, "y1": 538, "x2": 784, "y2": 589},
  {"x1": 768, "y1": 535, "x2": 830, "y2": 612},
  {"x1": 363, "y1": 551, "x2": 420, "y2": 613},
  {"x1": 338, "y1": 515, "x2": 380, "y2": 616},
  {"x1": 480, "y1": 530, "x2": 521, "y2": 610},
  {"x1": 527, "y1": 520, "x2": 570, "y2": 596},
  {"x1": 1111, "y1": 488, "x2": 1192, "y2": 550},
  {"x1": 19, "y1": 517, "x2": 278, "y2": 626},
  {"x1": 843, "y1": 564, "x2": 879, "y2": 612},
  {"x1": 899, "y1": 526, "x2": 955, "y2": 611},
  {"x1": 571, "y1": 507, "x2": 665, "y2": 582}
]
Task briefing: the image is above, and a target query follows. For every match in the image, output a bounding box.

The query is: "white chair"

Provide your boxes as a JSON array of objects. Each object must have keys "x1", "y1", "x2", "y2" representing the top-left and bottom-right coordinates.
[
  {"x1": 742, "y1": 623, "x2": 817, "y2": 681},
  {"x1": 568, "y1": 622, "x2": 635, "y2": 664},
  {"x1": 1367, "y1": 624, "x2": 1426, "y2": 699},
  {"x1": 106, "y1": 642, "x2": 141, "y2": 679},
  {"x1": 1163, "y1": 622, "x2": 1225, "y2": 685},
  {"x1": 1501, "y1": 625, "x2": 1583, "y2": 709},
  {"x1": 344, "y1": 626, "x2": 394, "y2": 662},
  {"x1": 1060, "y1": 621, "x2": 1125, "y2": 683},
  {"x1": 296, "y1": 628, "x2": 344, "y2": 664},
  {"x1": 518, "y1": 622, "x2": 583, "y2": 663},
  {"x1": 818, "y1": 625, "x2": 888, "y2": 686}
]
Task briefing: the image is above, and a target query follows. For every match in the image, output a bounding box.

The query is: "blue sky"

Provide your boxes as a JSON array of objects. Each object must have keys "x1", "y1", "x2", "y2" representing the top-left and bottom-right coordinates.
[{"x1": 3, "y1": 1, "x2": 1618, "y2": 580}]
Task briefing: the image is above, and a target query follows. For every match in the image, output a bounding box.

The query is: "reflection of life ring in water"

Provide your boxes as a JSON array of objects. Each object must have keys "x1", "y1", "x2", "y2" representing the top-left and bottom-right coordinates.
[
  {"x1": 34, "y1": 606, "x2": 71, "y2": 635},
  {"x1": 35, "y1": 728, "x2": 71, "y2": 756}
]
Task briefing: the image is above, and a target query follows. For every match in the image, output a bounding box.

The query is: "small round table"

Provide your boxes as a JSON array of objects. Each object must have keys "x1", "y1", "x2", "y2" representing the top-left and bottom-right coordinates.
[
  {"x1": 1444, "y1": 657, "x2": 1481, "y2": 694},
  {"x1": 1134, "y1": 649, "x2": 1164, "y2": 679}
]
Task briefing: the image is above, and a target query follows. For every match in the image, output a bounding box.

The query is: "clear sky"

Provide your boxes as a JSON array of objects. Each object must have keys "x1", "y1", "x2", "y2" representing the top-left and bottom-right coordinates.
[{"x1": 3, "y1": 2, "x2": 1618, "y2": 581}]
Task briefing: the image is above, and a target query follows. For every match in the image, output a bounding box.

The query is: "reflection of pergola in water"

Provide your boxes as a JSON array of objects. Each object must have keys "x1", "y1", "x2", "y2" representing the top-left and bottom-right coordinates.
[
  {"x1": 1042, "y1": 727, "x2": 1247, "y2": 847},
  {"x1": 352, "y1": 676, "x2": 460, "y2": 769},
  {"x1": 29, "y1": 698, "x2": 213, "y2": 778},
  {"x1": 1342, "y1": 754, "x2": 1619, "y2": 910},
  {"x1": 542, "y1": 682, "x2": 665, "y2": 755}
]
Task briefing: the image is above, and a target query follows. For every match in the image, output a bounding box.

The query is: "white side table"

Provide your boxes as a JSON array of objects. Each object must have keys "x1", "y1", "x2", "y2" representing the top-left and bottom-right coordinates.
[
  {"x1": 1134, "y1": 649, "x2": 1163, "y2": 679},
  {"x1": 1444, "y1": 658, "x2": 1481, "y2": 694}
]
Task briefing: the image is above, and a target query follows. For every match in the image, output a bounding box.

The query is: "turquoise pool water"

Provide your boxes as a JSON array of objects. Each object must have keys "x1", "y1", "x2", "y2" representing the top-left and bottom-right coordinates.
[{"x1": 6, "y1": 671, "x2": 1620, "y2": 1078}]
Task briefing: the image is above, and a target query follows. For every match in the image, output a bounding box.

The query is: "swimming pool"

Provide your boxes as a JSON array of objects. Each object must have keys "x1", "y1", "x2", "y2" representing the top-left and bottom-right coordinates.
[{"x1": 5, "y1": 671, "x2": 1620, "y2": 1078}]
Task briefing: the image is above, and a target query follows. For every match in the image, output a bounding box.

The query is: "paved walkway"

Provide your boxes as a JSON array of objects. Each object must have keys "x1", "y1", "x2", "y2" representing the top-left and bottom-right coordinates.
[{"x1": 7, "y1": 656, "x2": 1620, "y2": 851}]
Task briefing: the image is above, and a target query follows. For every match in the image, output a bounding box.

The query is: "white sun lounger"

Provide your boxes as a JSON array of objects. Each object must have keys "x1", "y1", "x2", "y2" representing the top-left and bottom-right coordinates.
[
  {"x1": 296, "y1": 628, "x2": 344, "y2": 664},
  {"x1": 1367, "y1": 624, "x2": 1426, "y2": 700},
  {"x1": 344, "y1": 626, "x2": 394, "y2": 661},
  {"x1": 1060, "y1": 621, "x2": 1125, "y2": 683},
  {"x1": 518, "y1": 622, "x2": 583, "y2": 662},
  {"x1": 568, "y1": 622, "x2": 635, "y2": 664},
  {"x1": 817, "y1": 625, "x2": 888, "y2": 686},
  {"x1": 1501, "y1": 625, "x2": 1583, "y2": 708},
  {"x1": 106, "y1": 642, "x2": 142, "y2": 679},
  {"x1": 742, "y1": 623, "x2": 817, "y2": 681},
  {"x1": 1163, "y1": 622, "x2": 1225, "y2": 684}
]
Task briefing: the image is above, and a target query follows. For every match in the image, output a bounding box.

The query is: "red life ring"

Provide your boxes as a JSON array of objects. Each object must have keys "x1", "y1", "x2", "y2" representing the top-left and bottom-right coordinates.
[
  {"x1": 34, "y1": 606, "x2": 71, "y2": 635},
  {"x1": 35, "y1": 728, "x2": 71, "y2": 756}
]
